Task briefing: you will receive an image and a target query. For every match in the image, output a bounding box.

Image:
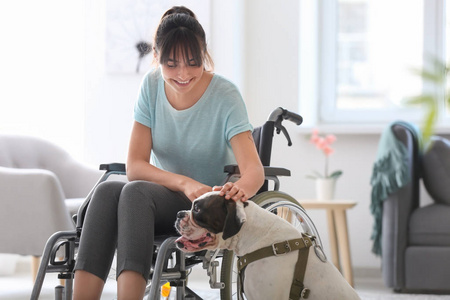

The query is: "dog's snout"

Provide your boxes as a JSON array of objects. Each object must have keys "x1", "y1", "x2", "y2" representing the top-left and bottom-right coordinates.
[{"x1": 177, "y1": 211, "x2": 186, "y2": 219}]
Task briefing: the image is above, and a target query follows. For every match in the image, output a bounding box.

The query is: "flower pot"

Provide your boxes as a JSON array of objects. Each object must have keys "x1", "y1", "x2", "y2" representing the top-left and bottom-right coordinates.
[{"x1": 315, "y1": 178, "x2": 336, "y2": 201}]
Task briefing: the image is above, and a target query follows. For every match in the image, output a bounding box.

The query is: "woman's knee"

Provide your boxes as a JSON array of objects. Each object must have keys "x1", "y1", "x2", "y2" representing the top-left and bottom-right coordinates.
[
  {"x1": 96, "y1": 180, "x2": 126, "y2": 193},
  {"x1": 118, "y1": 181, "x2": 189, "y2": 213},
  {"x1": 87, "y1": 180, "x2": 126, "y2": 213},
  {"x1": 119, "y1": 181, "x2": 162, "y2": 206},
  {"x1": 93, "y1": 181, "x2": 126, "y2": 201}
]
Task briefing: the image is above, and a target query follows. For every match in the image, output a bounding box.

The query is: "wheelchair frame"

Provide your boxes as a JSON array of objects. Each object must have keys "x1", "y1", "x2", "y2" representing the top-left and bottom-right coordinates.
[{"x1": 31, "y1": 107, "x2": 322, "y2": 300}]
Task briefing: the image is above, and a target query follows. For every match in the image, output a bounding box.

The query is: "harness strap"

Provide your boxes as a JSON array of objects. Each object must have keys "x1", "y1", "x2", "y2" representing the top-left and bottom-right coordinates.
[
  {"x1": 237, "y1": 233, "x2": 314, "y2": 299},
  {"x1": 289, "y1": 245, "x2": 310, "y2": 299}
]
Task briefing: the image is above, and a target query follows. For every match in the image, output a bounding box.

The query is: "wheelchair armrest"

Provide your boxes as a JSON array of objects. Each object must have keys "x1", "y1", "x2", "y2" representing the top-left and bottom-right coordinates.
[
  {"x1": 264, "y1": 166, "x2": 291, "y2": 177},
  {"x1": 224, "y1": 165, "x2": 291, "y2": 177},
  {"x1": 99, "y1": 163, "x2": 126, "y2": 173}
]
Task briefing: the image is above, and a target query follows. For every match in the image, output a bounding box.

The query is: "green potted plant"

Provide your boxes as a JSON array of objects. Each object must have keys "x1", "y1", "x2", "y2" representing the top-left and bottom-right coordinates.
[
  {"x1": 307, "y1": 129, "x2": 342, "y2": 200},
  {"x1": 406, "y1": 56, "x2": 450, "y2": 147}
]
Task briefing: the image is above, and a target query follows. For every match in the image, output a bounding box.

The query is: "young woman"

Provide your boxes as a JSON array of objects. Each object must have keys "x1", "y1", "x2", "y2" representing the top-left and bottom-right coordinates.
[{"x1": 73, "y1": 6, "x2": 264, "y2": 299}]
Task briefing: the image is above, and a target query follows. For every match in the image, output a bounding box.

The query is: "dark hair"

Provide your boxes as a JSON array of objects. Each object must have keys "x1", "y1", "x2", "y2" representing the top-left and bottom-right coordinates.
[
  {"x1": 154, "y1": 6, "x2": 214, "y2": 71},
  {"x1": 161, "y1": 6, "x2": 197, "y2": 19}
]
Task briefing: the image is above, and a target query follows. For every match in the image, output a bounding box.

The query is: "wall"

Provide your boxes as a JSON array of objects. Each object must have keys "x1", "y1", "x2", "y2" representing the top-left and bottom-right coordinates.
[
  {"x1": 83, "y1": 0, "x2": 404, "y2": 270},
  {"x1": 240, "y1": 0, "x2": 384, "y2": 269}
]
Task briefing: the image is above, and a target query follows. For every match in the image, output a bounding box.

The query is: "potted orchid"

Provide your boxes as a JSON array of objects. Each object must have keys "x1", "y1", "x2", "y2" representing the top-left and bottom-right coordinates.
[{"x1": 307, "y1": 129, "x2": 342, "y2": 200}]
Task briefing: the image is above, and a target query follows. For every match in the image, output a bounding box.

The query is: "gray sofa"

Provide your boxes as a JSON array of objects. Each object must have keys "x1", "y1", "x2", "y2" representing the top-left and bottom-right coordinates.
[
  {"x1": 0, "y1": 134, "x2": 102, "y2": 278},
  {"x1": 381, "y1": 123, "x2": 450, "y2": 293}
]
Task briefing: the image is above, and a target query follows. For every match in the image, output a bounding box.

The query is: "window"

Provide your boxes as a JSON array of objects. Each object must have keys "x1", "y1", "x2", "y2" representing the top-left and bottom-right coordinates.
[{"x1": 301, "y1": 0, "x2": 449, "y2": 127}]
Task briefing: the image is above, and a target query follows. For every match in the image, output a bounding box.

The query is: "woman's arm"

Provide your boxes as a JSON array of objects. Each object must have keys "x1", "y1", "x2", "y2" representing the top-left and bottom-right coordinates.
[
  {"x1": 126, "y1": 121, "x2": 212, "y2": 201},
  {"x1": 215, "y1": 131, "x2": 265, "y2": 201}
]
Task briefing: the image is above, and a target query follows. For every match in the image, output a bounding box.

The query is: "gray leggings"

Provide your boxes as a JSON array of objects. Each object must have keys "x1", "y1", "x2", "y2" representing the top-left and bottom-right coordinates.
[{"x1": 74, "y1": 180, "x2": 192, "y2": 282}]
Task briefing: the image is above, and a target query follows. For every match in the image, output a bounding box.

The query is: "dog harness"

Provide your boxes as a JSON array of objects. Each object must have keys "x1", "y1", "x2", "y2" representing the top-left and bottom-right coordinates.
[{"x1": 237, "y1": 233, "x2": 315, "y2": 299}]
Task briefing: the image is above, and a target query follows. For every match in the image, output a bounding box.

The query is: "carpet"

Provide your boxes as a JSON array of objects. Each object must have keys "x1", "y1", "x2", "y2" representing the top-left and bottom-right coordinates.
[
  {"x1": 358, "y1": 293, "x2": 450, "y2": 300},
  {"x1": 178, "y1": 290, "x2": 450, "y2": 300}
]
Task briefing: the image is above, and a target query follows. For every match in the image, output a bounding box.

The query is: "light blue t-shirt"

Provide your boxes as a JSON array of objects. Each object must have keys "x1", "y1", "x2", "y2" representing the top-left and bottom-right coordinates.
[{"x1": 134, "y1": 68, "x2": 252, "y2": 187}]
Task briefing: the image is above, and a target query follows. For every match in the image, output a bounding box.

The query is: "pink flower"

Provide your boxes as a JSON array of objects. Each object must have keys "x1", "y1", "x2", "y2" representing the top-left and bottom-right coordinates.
[
  {"x1": 325, "y1": 134, "x2": 337, "y2": 144},
  {"x1": 315, "y1": 137, "x2": 326, "y2": 150},
  {"x1": 323, "y1": 145, "x2": 334, "y2": 156},
  {"x1": 310, "y1": 130, "x2": 336, "y2": 154},
  {"x1": 310, "y1": 129, "x2": 320, "y2": 143},
  {"x1": 308, "y1": 129, "x2": 342, "y2": 179}
]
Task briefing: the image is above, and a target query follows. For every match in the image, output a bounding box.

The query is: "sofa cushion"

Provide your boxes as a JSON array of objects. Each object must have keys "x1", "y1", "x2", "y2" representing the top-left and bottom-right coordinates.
[
  {"x1": 422, "y1": 136, "x2": 450, "y2": 205},
  {"x1": 409, "y1": 203, "x2": 450, "y2": 246}
]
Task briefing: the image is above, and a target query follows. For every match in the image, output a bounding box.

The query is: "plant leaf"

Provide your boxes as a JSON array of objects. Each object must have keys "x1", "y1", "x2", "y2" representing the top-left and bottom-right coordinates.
[
  {"x1": 408, "y1": 54, "x2": 448, "y2": 148},
  {"x1": 306, "y1": 170, "x2": 325, "y2": 179},
  {"x1": 328, "y1": 170, "x2": 343, "y2": 179},
  {"x1": 410, "y1": 67, "x2": 443, "y2": 83},
  {"x1": 422, "y1": 106, "x2": 438, "y2": 147},
  {"x1": 404, "y1": 94, "x2": 435, "y2": 107},
  {"x1": 313, "y1": 170, "x2": 324, "y2": 178}
]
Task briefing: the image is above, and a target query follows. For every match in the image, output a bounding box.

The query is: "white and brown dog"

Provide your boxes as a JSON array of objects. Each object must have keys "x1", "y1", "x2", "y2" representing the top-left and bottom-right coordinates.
[{"x1": 175, "y1": 191, "x2": 360, "y2": 300}]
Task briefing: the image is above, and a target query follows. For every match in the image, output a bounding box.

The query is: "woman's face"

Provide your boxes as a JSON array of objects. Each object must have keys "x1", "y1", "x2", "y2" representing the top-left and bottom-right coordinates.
[{"x1": 160, "y1": 50, "x2": 204, "y2": 97}]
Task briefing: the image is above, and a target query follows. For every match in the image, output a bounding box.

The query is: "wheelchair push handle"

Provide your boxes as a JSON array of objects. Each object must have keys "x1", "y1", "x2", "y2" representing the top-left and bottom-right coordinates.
[
  {"x1": 267, "y1": 107, "x2": 303, "y2": 147},
  {"x1": 267, "y1": 107, "x2": 303, "y2": 125},
  {"x1": 282, "y1": 109, "x2": 303, "y2": 125}
]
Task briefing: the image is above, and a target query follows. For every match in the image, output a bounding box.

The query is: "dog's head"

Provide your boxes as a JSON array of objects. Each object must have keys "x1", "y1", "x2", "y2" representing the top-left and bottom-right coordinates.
[{"x1": 175, "y1": 191, "x2": 247, "y2": 252}]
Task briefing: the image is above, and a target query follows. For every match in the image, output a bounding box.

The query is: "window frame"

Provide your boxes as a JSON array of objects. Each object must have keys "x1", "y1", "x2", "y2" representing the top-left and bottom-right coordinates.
[{"x1": 299, "y1": 0, "x2": 449, "y2": 130}]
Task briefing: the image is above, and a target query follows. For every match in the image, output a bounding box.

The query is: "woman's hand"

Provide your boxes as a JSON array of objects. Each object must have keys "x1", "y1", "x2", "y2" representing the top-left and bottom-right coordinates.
[
  {"x1": 213, "y1": 182, "x2": 249, "y2": 202},
  {"x1": 182, "y1": 178, "x2": 213, "y2": 202},
  {"x1": 216, "y1": 131, "x2": 264, "y2": 202}
]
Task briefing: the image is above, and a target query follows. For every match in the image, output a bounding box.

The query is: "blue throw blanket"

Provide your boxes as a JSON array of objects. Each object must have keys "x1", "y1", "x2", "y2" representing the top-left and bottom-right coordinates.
[{"x1": 370, "y1": 121, "x2": 420, "y2": 256}]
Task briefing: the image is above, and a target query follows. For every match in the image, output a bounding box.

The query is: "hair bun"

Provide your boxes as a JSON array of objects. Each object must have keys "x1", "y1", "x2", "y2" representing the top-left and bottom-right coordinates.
[{"x1": 161, "y1": 6, "x2": 196, "y2": 20}]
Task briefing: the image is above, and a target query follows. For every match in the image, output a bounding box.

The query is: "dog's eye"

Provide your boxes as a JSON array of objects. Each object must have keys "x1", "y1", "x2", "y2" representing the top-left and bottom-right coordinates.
[{"x1": 193, "y1": 203, "x2": 200, "y2": 212}]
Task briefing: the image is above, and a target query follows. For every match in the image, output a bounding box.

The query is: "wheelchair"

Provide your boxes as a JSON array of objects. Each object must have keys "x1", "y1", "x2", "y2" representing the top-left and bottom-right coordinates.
[{"x1": 31, "y1": 107, "x2": 324, "y2": 300}]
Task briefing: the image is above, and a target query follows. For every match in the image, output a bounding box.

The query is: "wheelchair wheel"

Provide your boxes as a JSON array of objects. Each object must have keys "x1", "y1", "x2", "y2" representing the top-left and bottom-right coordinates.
[{"x1": 219, "y1": 191, "x2": 322, "y2": 300}]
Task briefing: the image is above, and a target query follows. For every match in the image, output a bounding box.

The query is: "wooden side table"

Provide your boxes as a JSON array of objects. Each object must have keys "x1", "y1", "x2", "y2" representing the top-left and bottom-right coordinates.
[{"x1": 298, "y1": 200, "x2": 357, "y2": 287}]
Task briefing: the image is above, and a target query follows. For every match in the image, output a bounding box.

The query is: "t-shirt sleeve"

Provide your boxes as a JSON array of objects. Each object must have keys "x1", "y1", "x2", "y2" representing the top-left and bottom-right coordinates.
[
  {"x1": 224, "y1": 87, "x2": 253, "y2": 142},
  {"x1": 134, "y1": 71, "x2": 154, "y2": 128}
]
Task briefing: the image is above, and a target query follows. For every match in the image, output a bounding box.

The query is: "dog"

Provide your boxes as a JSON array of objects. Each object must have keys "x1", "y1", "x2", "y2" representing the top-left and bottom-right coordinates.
[{"x1": 175, "y1": 191, "x2": 360, "y2": 300}]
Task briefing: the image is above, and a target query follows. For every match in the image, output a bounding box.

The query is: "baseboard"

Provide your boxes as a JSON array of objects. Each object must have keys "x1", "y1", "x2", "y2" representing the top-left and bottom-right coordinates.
[{"x1": 353, "y1": 267, "x2": 382, "y2": 279}]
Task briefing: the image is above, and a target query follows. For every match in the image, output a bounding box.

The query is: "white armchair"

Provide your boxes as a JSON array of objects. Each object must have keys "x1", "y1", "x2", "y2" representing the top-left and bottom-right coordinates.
[{"x1": 0, "y1": 134, "x2": 102, "y2": 279}]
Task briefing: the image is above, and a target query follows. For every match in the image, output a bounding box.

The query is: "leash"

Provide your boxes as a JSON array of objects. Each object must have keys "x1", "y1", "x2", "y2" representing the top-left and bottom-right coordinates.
[{"x1": 237, "y1": 233, "x2": 314, "y2": 299}]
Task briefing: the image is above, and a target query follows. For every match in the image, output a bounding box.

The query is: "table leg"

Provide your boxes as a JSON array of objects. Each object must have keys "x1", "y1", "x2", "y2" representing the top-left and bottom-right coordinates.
[
  {"x1": 334, "y1": 209, "x2": 354, "y2": 287},
  {"x1": 326, "y1": 209, "x2": 340, "y2": 271}
]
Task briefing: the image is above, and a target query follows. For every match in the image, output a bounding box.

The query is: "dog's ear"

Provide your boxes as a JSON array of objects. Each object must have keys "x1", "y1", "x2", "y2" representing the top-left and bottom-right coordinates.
[{"x1": 222, "y1": 200, "x2": 247, "y2": 240}]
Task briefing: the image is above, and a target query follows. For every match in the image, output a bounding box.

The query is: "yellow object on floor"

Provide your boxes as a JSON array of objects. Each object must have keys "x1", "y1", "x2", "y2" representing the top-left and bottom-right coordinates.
[{"x1": 161, "y1": 281, "x2": 171, "y2": 298}]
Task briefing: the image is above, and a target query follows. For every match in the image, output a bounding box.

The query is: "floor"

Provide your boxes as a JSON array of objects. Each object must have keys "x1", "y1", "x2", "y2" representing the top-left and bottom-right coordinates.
[{"x1": 1, "y1": 256, "x2": 450, "y2": 300}]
